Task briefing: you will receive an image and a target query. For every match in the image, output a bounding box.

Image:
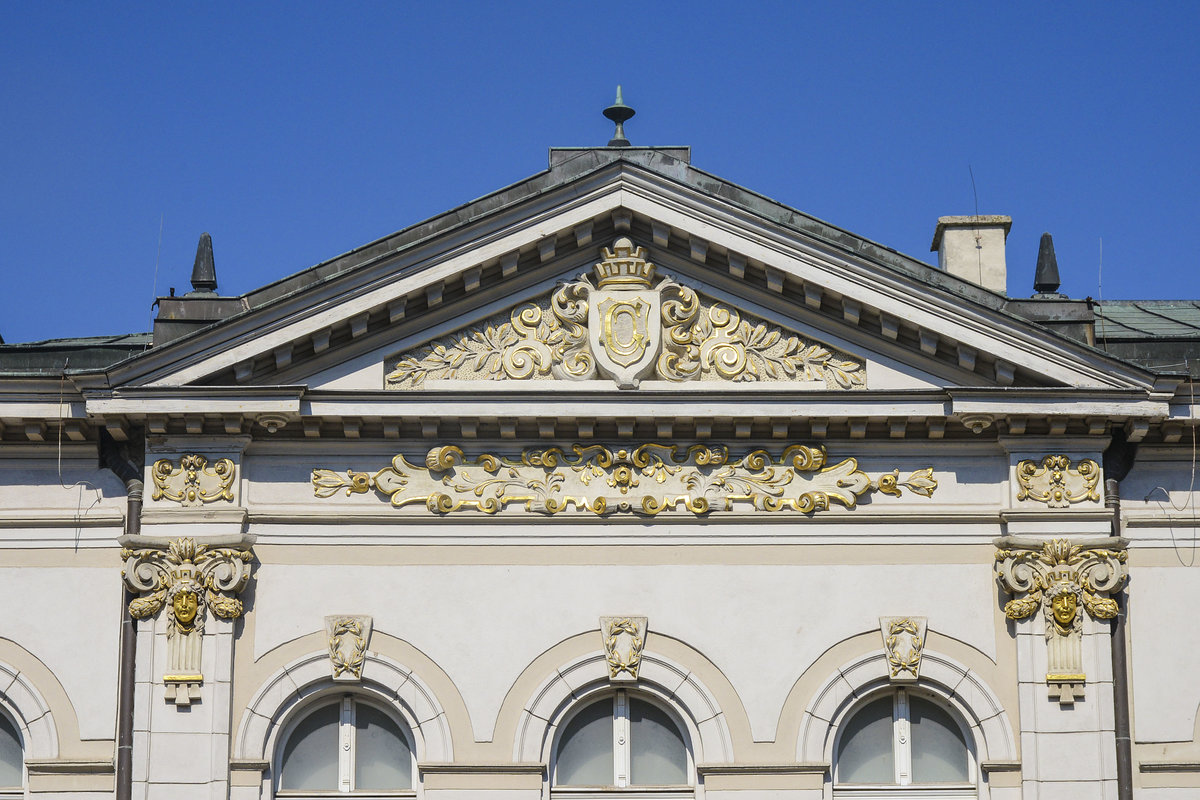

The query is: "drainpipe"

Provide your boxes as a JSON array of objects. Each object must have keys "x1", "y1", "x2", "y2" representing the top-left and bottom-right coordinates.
[
  {"x1": 100, "y1": 429, "x2": 144, "y2": 800},
  {"x1": 1104, "y1": 428, "x2": 1137, "y2": 800}
]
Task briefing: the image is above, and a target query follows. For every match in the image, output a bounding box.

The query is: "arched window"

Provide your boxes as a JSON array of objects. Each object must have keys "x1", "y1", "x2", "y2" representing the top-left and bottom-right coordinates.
[
  {"x1": 834, "y1": 688, "x2": 975, "y2": 797},
  {"x1": 277, "y1": 696, "x2": 414, "y2": 797},
  {"x1": 553, "y1": 689, "x2": 691, "y2": 796},
  {"x1": 0, "y1": 711, "x2": 21, "y2": 798}
]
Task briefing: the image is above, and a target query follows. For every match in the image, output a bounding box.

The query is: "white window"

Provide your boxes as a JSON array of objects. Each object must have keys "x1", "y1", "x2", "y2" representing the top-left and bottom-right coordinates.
[
  {"x1": 277, "y1": 696, "x2": 414, "y2": 797},
  {"x1": 834, "y1": 689, "x2": 976, "y2": 799},
  {"x1": 0, "y1": 711, "x2": 21, "y2": 798},
  {"x1": 553, "y1": 690, "x2": 692, "y2": 797}
]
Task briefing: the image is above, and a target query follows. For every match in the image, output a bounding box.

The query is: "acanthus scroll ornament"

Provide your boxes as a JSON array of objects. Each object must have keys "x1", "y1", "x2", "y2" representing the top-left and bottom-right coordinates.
[
  {"x1": 122, "y1": 536, "x2": 254, "y2": 705},
  {"x1": 994, "y1": 536, "x2": 1127, "y2": 703},
  {"x1": 312, "y1": 443, "x2": 937, "y2": 517},
  {"x1": 151, "y1": 454, "x2": 236, "y2": 507},
  {"x1": 1015, "y1": 455, "x2": 1101, "y2": 508},
  {"x1": 386, "y1": 237, "x2": 865, "y2": 390}
]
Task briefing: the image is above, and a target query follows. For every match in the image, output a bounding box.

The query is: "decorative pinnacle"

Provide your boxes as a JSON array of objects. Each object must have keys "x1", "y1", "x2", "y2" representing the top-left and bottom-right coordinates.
[
  {"x1": 603, "y1": 85, "x2": 635, "y2": 147},
  {"x1": 189, "y1": 232, "x2": 217, "y2": 295},
  {"x1": 1033, "y1": 232, "x2": 1062, "y2": 295}
]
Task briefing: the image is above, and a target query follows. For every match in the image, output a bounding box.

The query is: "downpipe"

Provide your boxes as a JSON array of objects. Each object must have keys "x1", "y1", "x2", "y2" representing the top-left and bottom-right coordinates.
[
  {"x1": 100, "y1": 429, "x2": 143, "y2": 800},
  {"x1": 1104, "y1": 431, "x2": 1136, "y2": 800}
]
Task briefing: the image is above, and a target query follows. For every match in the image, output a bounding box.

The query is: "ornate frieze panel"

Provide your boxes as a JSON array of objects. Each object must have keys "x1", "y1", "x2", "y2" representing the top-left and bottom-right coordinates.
[
  {"x1": 386, "y1": 237, "x2": 865, "y2": 390},
  {"x1": 601, "y1": 616, "x2": 647, "y2": 682},
  {"x1": 122, "y1": 537, "x2": 254, "y2": 705},
  {"x1": 994, "y1": 537, "x2": 1127, "y2": 703},
  {"x1": 1015, "y1": 455, "x2": 1101, "y2": 508},
  {"x1": 879, "y1": 616, "x2": 927, "y2": 682},
  {"x1": 325, "y1": 615, "x2": 372, "y2": 682},
  {"x1": 312, "y1": 443, "x2": 937, "y2": 516},
  {"x1": 151, "y1": 454, "x2": 236, "y2": 507}
]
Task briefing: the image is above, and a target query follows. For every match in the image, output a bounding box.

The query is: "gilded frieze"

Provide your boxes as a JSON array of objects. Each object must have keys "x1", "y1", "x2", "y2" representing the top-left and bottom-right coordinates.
[
  {"x1": 1015, "y1": 455, "x2": 1101, "y2": 507},
  {"x1": 122, "y1": 537, "x2": 254, "y2": 705},
  {"x1": 151, "y1": 454, "x2": 236, "y2": 507},
  {"x1": 994, "y1": 537, "x2": 1127, "y2": 703},
  {"x1": 386, "y1": 238, "x2": 865, "y2": 390},
  {"x1": 312, "y1": 443, "x2": 936, "y2": 516}
]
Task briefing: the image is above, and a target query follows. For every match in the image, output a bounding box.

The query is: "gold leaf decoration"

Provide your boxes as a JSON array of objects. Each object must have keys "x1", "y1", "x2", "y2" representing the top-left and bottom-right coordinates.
[
  {"x1": 386, "y1": 251, "x2": 864, "y2": 389},
  {"x1": 312, "y1": 443, "x2": 935, "y2": 516}
]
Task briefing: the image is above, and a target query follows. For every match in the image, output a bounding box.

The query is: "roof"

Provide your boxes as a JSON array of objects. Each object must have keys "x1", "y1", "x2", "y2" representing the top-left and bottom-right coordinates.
[
  {"x1": 0, "y1": 333, "x2": 152, "y2": 375},
  {"x1": 1095, "y1": 301, "x2": 1200, "y2": 340}
]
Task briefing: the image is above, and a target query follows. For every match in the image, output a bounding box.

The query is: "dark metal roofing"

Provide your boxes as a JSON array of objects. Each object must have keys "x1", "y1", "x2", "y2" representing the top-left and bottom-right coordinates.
[
  {"x1": 0, "y1": 333, "x2": 152, "y2": 374},
  {"x1": 1095, "y1": 302, "x2": 1200, "y2": 340}
]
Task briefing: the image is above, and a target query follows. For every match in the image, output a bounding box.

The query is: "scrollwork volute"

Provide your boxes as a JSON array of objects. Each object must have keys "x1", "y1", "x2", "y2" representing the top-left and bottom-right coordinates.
[
  {"x1": 994, "y1": 537, "x2": 1127, "y2": 703},
  {"x1": 122, "y1": 537, "x2": 253, "y2": 705},
  {"x1": 1015, "y1": 455, "x2": 1101, "y2": 507},
  {"x1": 386, "y1": 238, "x2": 865, "y2": 390},
  {"x1": 151, "y1": 454, "x2": 236, "y2": 506}
]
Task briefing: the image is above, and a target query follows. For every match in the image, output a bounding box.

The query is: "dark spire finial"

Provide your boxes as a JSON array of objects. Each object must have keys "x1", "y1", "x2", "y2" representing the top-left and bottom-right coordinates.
[
  {"x1": 189, "y1": 232, "x2": 217, "y2": 295},
  {"x1": 1033, "y1": 232, "x2": 1061, "y2": 295},
  {"x1": 603, "y1": 85, "x2": 635, "y2": 147}
]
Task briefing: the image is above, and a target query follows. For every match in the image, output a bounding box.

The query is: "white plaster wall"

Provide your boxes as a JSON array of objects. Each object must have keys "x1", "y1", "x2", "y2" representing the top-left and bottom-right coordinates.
[
  {"x1": 1130, "y1": 567, "x2": 1200, "y2": 742},
  {"x1": 0, "y1": 566, "x2": 120, "y2": 740},
  {"x1": 252, "y1": 562, "x2": 997, "y2": 743}
]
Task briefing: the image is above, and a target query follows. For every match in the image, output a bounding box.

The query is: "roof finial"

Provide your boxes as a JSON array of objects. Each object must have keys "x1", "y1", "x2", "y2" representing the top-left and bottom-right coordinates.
[
  {"x1": 1033, "y1": 232, "x2": 1062, "y2": 296},
  {"x1": 603, "y1": 85, "x2": 635, "y2": 147},
  {"x1": 189, "y1": 232, "x2": 218, "y2": 295}
]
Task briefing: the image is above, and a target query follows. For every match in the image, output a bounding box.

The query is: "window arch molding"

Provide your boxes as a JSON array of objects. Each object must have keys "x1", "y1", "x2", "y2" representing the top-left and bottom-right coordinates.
[
  {"x1": 796, "y1": 648, "x2": 1016, "y2": 769},
  {"x1": 514, "y1": 649, "x2": 733, "y2": 767},
  {"x1": 0, "y1": 658, "x2": 58, "y2": 762},
  {"x1": 234, "y1": 649, "x2": 453, "y2": 772}
]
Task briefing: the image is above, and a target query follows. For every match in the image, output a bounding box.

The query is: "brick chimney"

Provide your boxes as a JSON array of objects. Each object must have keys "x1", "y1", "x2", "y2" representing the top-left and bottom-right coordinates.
[{"x1": 930, "y1": 215, "x2": 1012, "y2": 295}]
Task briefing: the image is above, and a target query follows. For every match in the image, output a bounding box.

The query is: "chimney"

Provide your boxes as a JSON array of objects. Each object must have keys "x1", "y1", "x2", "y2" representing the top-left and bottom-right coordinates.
[
  {"x1": 930, "y1": 215, "x2": 1012, "y2": 295},
  {"x1": 153, "y1": 233, "x2": 245, "y2": 345}
]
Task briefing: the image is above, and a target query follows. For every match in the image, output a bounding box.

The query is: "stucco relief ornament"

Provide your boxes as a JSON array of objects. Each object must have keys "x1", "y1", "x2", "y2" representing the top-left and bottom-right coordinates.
[
  {"x1": 879, "y1": 616, "x2": 927, "y2": 682},
  {"x1": 313, "y1": 443, "x2": 937, "y2": 516},
  {"x1": 122, "y1": 537, "x2": 253, "y2": 706},
  {"x1": 601, "y1": 616, "x2": 647, "y2": 682},
  {"x1": 994, "y1": 537, "x2": 1127, "y2": 703},
  {"x1": 1015, "y1": 455, "x2": 1101, "y2": 508},
  {"x1": 325, "y1": 615, "x2": 372, "y2": 682},
  {"x1": 385, "y1": 238, "x2": 865, "y2": 390},
  {"x1": 151, "y1": 454, "x2": 236, "y2": 507}
]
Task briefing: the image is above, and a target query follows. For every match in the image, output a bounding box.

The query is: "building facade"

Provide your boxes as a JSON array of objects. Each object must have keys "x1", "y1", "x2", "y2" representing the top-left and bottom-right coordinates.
[{"x1": 1, "y1": 144, "x2": 1198, "y2": 800}]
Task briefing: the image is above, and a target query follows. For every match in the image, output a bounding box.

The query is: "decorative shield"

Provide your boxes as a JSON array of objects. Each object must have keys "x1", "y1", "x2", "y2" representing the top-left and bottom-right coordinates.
[{"x1": 588, "y1": 289, "x2": 661, "y2": 388}]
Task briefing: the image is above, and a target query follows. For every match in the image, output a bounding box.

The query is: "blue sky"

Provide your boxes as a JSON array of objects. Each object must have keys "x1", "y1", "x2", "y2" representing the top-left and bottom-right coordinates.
[{"x1": 2, "y1": 2, "x2": 1197, "y2": 343}]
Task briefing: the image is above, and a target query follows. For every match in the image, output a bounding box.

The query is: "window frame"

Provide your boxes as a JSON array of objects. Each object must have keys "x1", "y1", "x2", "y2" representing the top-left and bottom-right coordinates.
[
  {"x1": 551, "y1": 689, "x2": 694, "y2": 798},
  {"x1": 833, "y1": 688, "x2": 977, "y2": 799},
  {"x1": 0, "y1": 706, "x2": 22, "y2": 799},
  {"x1": 275, "y1": 694, "x2": 416, "y2": 799}
]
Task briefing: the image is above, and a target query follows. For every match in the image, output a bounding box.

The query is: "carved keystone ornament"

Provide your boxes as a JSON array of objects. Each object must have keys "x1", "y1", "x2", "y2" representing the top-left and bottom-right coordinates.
[
  {"x1": 122, "y1": 537, "x2": 253, "y2": 706},
  {"x1": 325, "y1": 615, "x2": 373, "y2": 682},
  {"x1": 994, "y1": 537, "x2": 1127, "y2": 703},
  {"x1": 386, "y1": 237, "x2": 866, "y2": 390},
  {"x1": 879, "y1": 616, "x2": 927, "y2": 682},
  {"x1": 601, "y1": 616, "x2": 647, "y2": 682}
]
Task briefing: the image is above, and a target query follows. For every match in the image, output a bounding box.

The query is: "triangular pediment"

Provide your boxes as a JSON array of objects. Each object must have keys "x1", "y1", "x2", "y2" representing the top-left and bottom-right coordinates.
[{"x1": 97, "y1": 152, "x2": 1160, "y2": 399}]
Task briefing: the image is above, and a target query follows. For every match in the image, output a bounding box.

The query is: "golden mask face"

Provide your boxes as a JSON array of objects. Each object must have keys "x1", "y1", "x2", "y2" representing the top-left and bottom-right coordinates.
[
  {"x1": 1051, "y1": 591, "x2": 1077, "y2": 627},
  {"x1": 173, "y1": 590, "x2": 199, "y2": 625}
]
